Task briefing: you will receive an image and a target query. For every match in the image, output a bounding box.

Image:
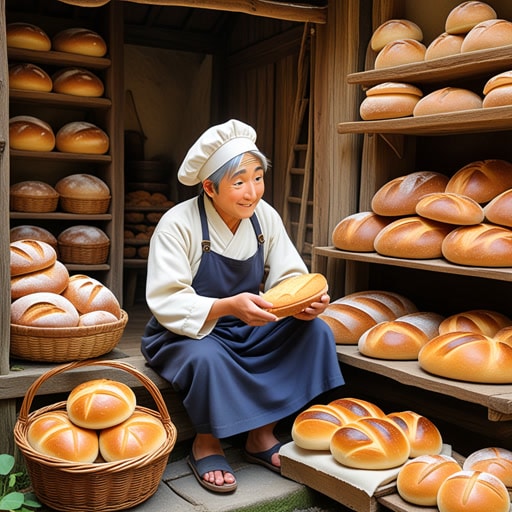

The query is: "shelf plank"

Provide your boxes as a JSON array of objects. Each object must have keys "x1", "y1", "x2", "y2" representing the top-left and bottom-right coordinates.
[
  {"x1": 10, "y1": 89, "x2": 111, "y2": 109},
  {"x1": 7, "y1": 47, "x2": 111, "y2": 70},
  {"x1": 10, "y1": 212, "x2": 112, "y2": 220},
  {"x1": 10, "y1": 149, "x2": 111, "y2": 162}
]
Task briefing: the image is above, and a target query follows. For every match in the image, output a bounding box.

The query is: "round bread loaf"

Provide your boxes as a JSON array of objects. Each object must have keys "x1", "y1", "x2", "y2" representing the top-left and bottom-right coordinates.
[
  {"x1": 484, "y1": 189, "x2": 512, "y2": 227},
  {"x1": 52, "y1": 67, "x2": 104, "y2": 97},
  {"x1": 10, "y1": 239, "x2": 57, "y2": 277},
  {"x1": 56, "y1": 121, "x2": 109, "y2": 154},
  {"x1": 445, "y1": 1, "x2": 497, "y2": 34},
  {"x1": 9, "y1": 115, "x2": 55, "y2": 152},
  {"x1": 27, "y1": 410, "x2": 98, "y2": 463},
  {"x1": 328, "y1": 397, "x2": 386, "y2": 421},
  {"x1": 330, "y1": 417, "x2": 410, "y2": 469},
  {"x1": 446, "y1": 159, "x2": 512, "y2": 204},
  {"x1": 371, "y1": 171, "x2": 449, "y2": 217},
  {"x1": 418, "y1": 332, "x2": 512, "y2": 383},
  {"x1": 62, "y1": 274, "x2": 121, "y2": 319},
  {"x1": 441, "y1": 223, "x2": 512, "y2": 267},
  {"x1": 11, "y1": 291, "x2": 79, "y2": 328},
  {"x1": 373, "y1": 216, "x2": 453, "y2": 259},
  {"x1": 9, "y1": 62, "x2": 52, "y2": 92},
  {"x1": 99, "y1": 411, "x2": 166, "y2": 462},
  {"x1": 370, "y1": 19, "x2": 423, "y2": 52},
  {"x1": 6, "y1": 22, "x2": 51, "y2": 51},
  {"x1": 10, "y1": 180, "x2": 59, "y2": 213},
  {"x1": 332, "y1": 211, "x2": 395, "y2": 252},
  {"x1": 437, "y1": 470, "x2": 510, "y2": 512},
  {"x1": 55, "y1": 173, "x2": 110, "y2": 199},
  {"x1": 424, "y1": 32, "x2": 464, "y2": 60},
  {"x1": 416, "y1": 192, "x2": 484, "y2": 225},
  {"x1": 52, "y1": 27, "x2": 107, "y2": 57},
  {"x1": 360, "y1": 82, "x2": 423, "y2": 120},
  {"x1": 461, "y1": 19, "x2": 512, "y2": 52},
  {"x1": 78, "y1": 310, "x2": 119, "y2": 327},
  {"x1": 374, "y1": 39, "x2": 426, "y2": 69},
  {"x1": 358, "y1": 312, "x2": 444, "y2": 360},
  {"x1": 439, "y1": 309, "x2": 512, "y2": 337},
  {"x1": 58, "y1": 225, "x2": 109, "y2": 246},
  {"x1": 11, "y1": 260, "x2": 69, "y2": 300},
  {"x1": 413, "y1": 87, "x2": 482, "y2": 116},
  {"x1": 463, "y1": 447, "x2": 512, "y2": 487},
  {"x1": 483, "y1": 70, "x2": 512, "y2": 108},
  {"x1": 397, "y1": 454, "x2": 462, "y2": 506},
  {"x1": 66, "y1": 378, "x2": 136, "y2": 430},
  {"x1": 387, "y1": 410, "x2": 443, "y2": 457},
  {"x1": 10, "y1": 225, "x2": 58, "y2": 251}
]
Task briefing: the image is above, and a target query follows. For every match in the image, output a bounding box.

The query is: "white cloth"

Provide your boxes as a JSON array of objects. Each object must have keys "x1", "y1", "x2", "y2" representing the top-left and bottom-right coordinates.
[{"x1": 146, "y1": 194, "x2": 308, "y2": 339}]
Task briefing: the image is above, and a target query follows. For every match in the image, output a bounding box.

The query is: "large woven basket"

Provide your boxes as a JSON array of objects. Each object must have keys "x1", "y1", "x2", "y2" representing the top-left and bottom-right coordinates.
[
  {"x1": 10, "y1": 192, "x2": 59, "y2": 213},
  {"x1": 59, "y1": 195, "x2": 111, "y2": 214},
  {"x1": 58, "y1": 240, "x2": 110, "y2": 264},
  {"x1": 14, "y1": 359, "x2": 178, "y2": 512},
  {"x1": 10, "y1": 310, "x2": 128, "y2": 362}
]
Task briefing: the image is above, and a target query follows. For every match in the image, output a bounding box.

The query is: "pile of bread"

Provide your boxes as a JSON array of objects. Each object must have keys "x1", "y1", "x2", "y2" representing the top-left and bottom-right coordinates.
[
  {"x1": 360, "y1": 1, "x2": 512, "y2": 120},
  {"x1": 27, "y1": 378, "x2": 166, "y2": 463}
]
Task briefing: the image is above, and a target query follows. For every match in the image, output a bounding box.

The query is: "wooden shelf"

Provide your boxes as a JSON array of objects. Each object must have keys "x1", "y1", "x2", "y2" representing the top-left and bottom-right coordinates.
[
  {"x1": 10, "y1": 89, "x2": 111, "y2": 109},
  {"x1": 10, "y1": 212, "x2": 112, "y2": 220},
  {"x1": 7, "y1": 47, "x2": 111, "y2": 70},
  {"x1": 10, "y1": 149, "x2": 111, "y2": 162}
]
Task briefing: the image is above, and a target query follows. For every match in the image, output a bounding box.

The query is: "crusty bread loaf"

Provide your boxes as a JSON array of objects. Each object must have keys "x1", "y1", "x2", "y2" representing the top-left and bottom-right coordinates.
[
  {"x1": 52, "y1": 67, "x2": 104, "y2": 97},
  {"x1": 55, "y1": 121, "x2": 109, "y2": 154},
  {"x1": 463, "y1": 447, "x2": 512, "y2": 487},
  {"x1": 10, "y1": 225, "x2": 58, "y2": 251},
  {"x1": 6, "y1": 22, "x2": 51, "y2": 51},
  {"x1": 371, "y1": 171, "x2": 449, "y2": 217},
  {"x1": 330, "y1": 417, "x2": 410, "y2": 469},
  {"x1": 78, "y1": 310, "x2": 119, "y2": 327},
  {"x1": 418, "y1": 332, "x2": 512, "y2": 383},
  {"x1": 360, "y1": 82, "x2": 423, "y2": 120},
  {"x1": 99, "y1": 411, "x2": 166, "y2": 462},
  {"x1": 11, "y1": 291, "x2": 79, "y2": 328},
  {"x1": 328, "y1": 397, "x2": 386, "y2": 421},
  {"x1": 358, "y1": 312, "x2": 444, "y2": 360},
  {"x1": 441, "y1": 223, "x2": 512, "y2": 267},
  {"x1": 415, "y1": 192, "x2": 484, "y2": 225},
  {"x1": 413, "y1": 87, "x2": 482, "y2": 116},
  {"x1": 27, "y1": 410, "x2": 99, "y2": 463},
  {"x1": 67, "y1": 378, "x2": 136, "y2": 430},
  {"x1": 374, "y1": 39, "x2": 426, "y2": 69},
  {"x1": 58, "y1": 225, "x2": 109, "y2": 246},
  {"x1": 11, "y1": 260, "x2": 69, "y2": 300},
  {"x1": 484, "y1": 189, "x2": 512, "y2": 227},
  {"x1": 445, "y1": 1, "x2": 497, "y2": 34},
  {"x1": 373, "y1": 216, "x2": 453, "y2": 259},
  {"x1": 445, "y1": 159, "x2": 512, "y2": 203},
  {"x1": 439, "y1": 309, "x2": 512, "y2": 337},
  {"x1": 52, "y1": 27, "x2": 107, "y2": 57},
  {"x1": 332, "y1": 211, "x2": 395, "y2": 252},
  {"x1": 437, "y1": 470, "x2": 510, "y2": 512},
  {"x1": 9, "y1": 62, "x2": 52, "y2": 92},
  {"x1": 10, "y1": 239, "x2": 57, "y2": 277},
  {"x1": 387, "y1": 410, "x2": 443, "y2": 457},
  {"x1": 483, "y1": 70, "x2": 512, "y2": 108},
  {"x1": 397, "y1": 454, "x2": 462, "y2": 506},
  {"x1": 55, "y1": 173, "x2": 110, "y2": 199},
  {"x1": 10, "y1": 180, "x2": 59, "y2": 213},
  {"x1": 424, "y1": 32, "x2": 464, "y2": 60},
  {"x1": 370, "y1": 19, "x2": 423, "y2": 52},
  {"x1": 261, "y1": 273, "x2": 328, "y2": 317},
  {"x1": 9, "y1": 115, "x2": 55, "y2": 152},
  {"x1": 461, "y1": 19, "x2": 512, "y2": 52}
]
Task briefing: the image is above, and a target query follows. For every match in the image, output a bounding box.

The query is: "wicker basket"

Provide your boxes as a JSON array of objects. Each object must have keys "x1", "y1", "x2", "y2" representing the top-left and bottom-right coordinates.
[
  {"x1": 10, "y1": 192, "x2": 59, "y2": 213},
  {"x1": 10, "y1": 310, "x2": 128, "y2": 362},
  {"x1": 14, "y1": 359, "x2": 178, "y2": 512},
  {"x1": 60, "y1": 195, "x2": 111, "y2": 214},
  {"x1": 58, "y1": 240, "x2": 110, "y2": 264}
]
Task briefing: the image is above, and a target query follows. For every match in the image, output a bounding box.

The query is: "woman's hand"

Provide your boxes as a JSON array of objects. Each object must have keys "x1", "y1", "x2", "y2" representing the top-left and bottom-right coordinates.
[
  {"x1": 293, "y1": 293, "x2": 330, "y2": 321},
  {"x1": 209, "y1": 292, "x2": 278, "y2": 325}
]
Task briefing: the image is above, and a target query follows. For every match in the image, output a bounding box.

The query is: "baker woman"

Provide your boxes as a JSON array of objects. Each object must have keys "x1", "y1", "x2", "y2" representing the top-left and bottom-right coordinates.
[{"x1": 141, "y1": 119, "x2": 344, "y2": 493}]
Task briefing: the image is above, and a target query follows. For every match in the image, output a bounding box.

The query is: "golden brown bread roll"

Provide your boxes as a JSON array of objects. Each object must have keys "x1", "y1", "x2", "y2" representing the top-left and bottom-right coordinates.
[
  {"x1": 78, "y1": 310, "x2": 119, "y2": 327},
  {"x1": 415, "y1": 192, "x2": 484, "y2": 225},
  {"x1": 437, "y1": 470, "x2": 510, "y2": 512},
  {"x1": 397, "y1": 454, "x2": 462, "y2": 506},
  {"x1": 463, "y1": 447, "x2": 512, "y2": 487},
  {"x1": 484, "y1": 189, "x2": 512, "y2": 227},
  {"x1": 9, "y1": 115, "x2": 55, "y2": 152},
  {"x1": 445, "y1": 1, "x2": 497, "y2": 34},
  {"x1": 66, "y1": 379, "x2": 136, "y2": 430},
  {"x1": 424, "y1": 32, "x2": 464, "y2": 60},
  {"x1": 52, "y1": 67, "x2": 104, "y2": 97},
  {"x1": 371, "y1": 171, "x2": 449, "y2": 217},
  {"x1": 52, "y1": 27, "x2": 107, "y2": 57},
  {"x1": 373, "y1": 216, "x2": 453, "y2": 259},
  {"x1": 328, "y1": 397, "x2": 386, "y2": 421},
  {"x1": 7, "y1": 22, "x2": 51, "y2": 51},
  {"x1": 418, "y1": 332, "x2": 512, "y2": 383},
  {"x1": 330, "y1": 417, "x2": 410, "y2": 469},
  {"x1": 374, "y1": 39, "x2": 426, "y2": 69},
  {"x1": 370, "y1": 19, "x2": 423, "y2": 52},
  {"x1": 27, "y1": 411, "x2": 99, "y2": 463},
  {"x1": 10, "y1": 225, "x2": 58, "y2": 251},
  {"x1": 9, "y1": 62, "x2": 52, "y2": 92},
  {"x1": 483, "y1": 70, "x2": 512, "y2": 108},
  {"x1": 11, "y1": 260, "x2": 69, "y2": 300},
  {"x1": 461, "y1": 19, "x2": 512, "y2": 52},
  {"x1": 439, "y1": 309, "x2": 512, "y2": 337},
  {"x1": 10, "y1": 239, "x2": 57, "y2": 277},
  {"x1": 413, "y1": 87, "x2": 482, "y2": 116},
  {"x1": 441, "y1": 223, "x2": 512, "y2": 267},
  {"x1": 56, "y1": 121, "x2": 109, "y2": 154}
]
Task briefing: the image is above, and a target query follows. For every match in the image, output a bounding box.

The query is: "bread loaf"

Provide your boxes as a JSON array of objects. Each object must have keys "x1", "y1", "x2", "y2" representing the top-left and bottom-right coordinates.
[
  {"x1": 445, "y1": 1, "x2": 497, "y2": 34},
  {"x1": 56, "y1": 121, "x2": 109, "y2": 154},
  {"x1": 58, "y1": 225, "x2": 110, "y2": 262},
  {"x1": 371, "y1": 171, "x2": 449, "y2": 217},
  {"x1": 483, "y1": 70, "x2": 512, "y2": 108},
  {"x1": 441, "y1": 223, "x2": 512, "y2": 267},
  {"x1": 9, "y1": 62, "x2": 52, "y2": 92},
  {"x1": 374, "y1": 39, "x2": 426, "y2": 69},
  {"x1": 461, "y1": 19, "x2": 512, "y2": 52},
  {"x1": 439, "y1": 309, "x2": 512, "y2": 337},
  {"x1": 415, "y1": 192, "x2": 484, "y2": 225},
  {"x1": 328, "y1": 397, "x2": 386, "y2": 421},
  {"x1": 418, "y1": 332, "x2": 512, "y2": 383},
  {"x1": 55, "y1": 173, "x2": 110, "y2": 199},
  {"x1": 373, "y1": 216, "x2": 453, "y2": 259},
  {"x1": 484, "y1": 189, "x2": 512, "y2": 227},
  {"x1": 27, "y1": 411, "x2": 98, "y2": 463},
  {"x1": 397, "y1": 454, "x2": 462, "y2": 506},
  {"x1": 78, "y1": 310, "x2": 119, "y2": 327},
  {"x1": 370, "y1": 19, "x2": 423, "y2": 52},
  {"x1": 52, "y1": 67, "x2": 104, "y2": 97},
  {"x1": 445, "y1": 159, "x2": 512, "y2": 204},
  {"x1": 358, "y1": 312, "x2": 444, "y2": 360},
  {"x1": 66, "y1": 379, "x2": 136, "y2": 430},
  {"x1": 11, "y1": 260, "x2": 69, "y2": 300},
  {"x1": 9, "y1": 115, "x2": 55, "y2": 152},
  {"x1": 413, "y1": 87, "x2": 482, "y2": 116},
  {"x1": 10, "y1": 225, "x2": 58, "y2": 251},
  {"x1": 332, "y1": 211, "x2": 395, "y2": 252},
  {"x1": 437, "y1": 470, "x2": 510, "y2": 512},
  {"x1": 10, "y1": 239, "x2": 57, "y2": 276},
  {"x1": 10, "y1": 180, "x2": 59, "y2": 212},
  {"x1": 424, "y1": 33, "x2": 464, "y2": 60},
  {"x1": 52, "y1": 27, "x2": 107, "y2": 57},
  {"x1": 11, "y1": 292, "x2": 79, "y2": 328},
  {"x1": 330, "y1": 417, "x2": 410, "y2": 469},
  {"x1": 463, "y1": 447, "x2": 512, "y2": 487},
  {"x1": 6, "y1": 22, "x2": 51, "y2": 51}
]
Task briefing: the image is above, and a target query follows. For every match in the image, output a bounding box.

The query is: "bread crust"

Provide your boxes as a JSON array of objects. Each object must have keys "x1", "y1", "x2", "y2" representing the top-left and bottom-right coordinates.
[
  {"x1": 425, "y1": 32, "x2": 464, "y2": 60},
  {"x1": 56, "y1": 121, "x2": 109, "y2": 154},
  {"x1": 439, "y1": 309, "x2": 512, "y2": 336},
  {"x1": 413, "y1": 87, "x2": 482, "y2": 116},
  {"x1": 461, "y1": 18, "x2": 512, "y2": 52},
  {"x1": 53, "y1": 67, "x2": 104, "y2": 97},
  {"x1": 7, "y1": 22, "x2": 51, "y2": 51},
  {"x1": 10, "y1": 239, "x2": 57, "y2": 276},
  {"x1": 55, "y1": 173, "x2": 110, "y2": 199},
  {"x1": 445, "y1": 1, "x2": 497, "y2": 34},
  {"x1": 9, "y1": 62, "x2": 53, "y2": 92},
  {"x1": 463, "y1": 447, "x2": 512, "y2": 487},
  {"x1": 374, "y1": 39, "x2": 426, "y2": 69},
  {"x1": 484, "y1": 189, "x2": 512, "y2": 227},
  {"x1": 9, "y1": 115, "x2": 55, "y2": 152},
  {"x1": 11, "y1": 260, "x2": 69, "y2": 300},
  {"x1": 52, "y1": 27, "x2": 107, "y2": 57},
  {"x1": 370, "y1": 19, "x2": 423, "y2": 52},
  {"x1": 415, "y1": 192, "x2": 484, "y2": 225}
]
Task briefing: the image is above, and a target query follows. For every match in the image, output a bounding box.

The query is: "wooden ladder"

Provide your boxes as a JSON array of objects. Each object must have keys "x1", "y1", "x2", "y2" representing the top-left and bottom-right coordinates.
[{"x1": 283, "y1": 23, "x2": 314, "y2": 267}]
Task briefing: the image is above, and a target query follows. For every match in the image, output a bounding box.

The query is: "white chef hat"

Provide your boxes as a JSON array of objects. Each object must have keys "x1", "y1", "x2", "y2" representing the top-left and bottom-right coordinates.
[{"x1": 177, "y1": 119, "x2": 258, "y2": 186}]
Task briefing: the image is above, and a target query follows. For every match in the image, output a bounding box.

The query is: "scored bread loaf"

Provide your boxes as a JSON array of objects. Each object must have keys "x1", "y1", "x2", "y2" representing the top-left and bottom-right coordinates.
[
  {"x1": 495, "y1": 325, "x2": 512, "y2": 345},
  {"x1": 10, "y1": 239, "x2": 57, "y2": 276},
  {"x1": 461, "y1": 18, "x2": 512, "y2": 52},
  {"x1": 424, "y1": 32, "x2": 464, "y2": 60},
  {"x1": 52, "y1": 27, "x2": 107, "y2": 57},
  {"x1": 415, "y1": 192, "x2": 484, "y2": 225},
  {"x1": 483, "y1": 70, "x2": 512, "y2": 108},
  {"x1": 445, "y1": 1, "x2": 497, "y2": 34},
  {"x1": 9, "y1": 62, "x2": 52, "y2": 92},
  {"x1": 374, "y1": 39, "x2": 426, "y2": 69},
  {"x1": 370, "y1": 19, "x2": 423, "y2": 52},
  {"x1": 371, "y1": 171, "x2": 449, "y2": 217},
  {"x1": 6, "y1": 22, "x2": 51, "y2": 51},
  {"x1": 9, "y1": 115, "x2": 55, "y2": 152},
  {"x1": 463, "y1": 447, "x2": 512, "y2": 487},
  {"x1": 56, "y1": 121, "x2": 109, "y2": 154},
  {"x1": 11, "y1": 260, "x2": 69, "y2": 300},
  {"x1": 484, "y1": 189, "x2": 512, "y2": 227},
  {"x1": 397, "y1": 454, "x2": 462, "y2": 506},
  {"x1": 413, "y1": 87, "x2": 482, "y2": 116},
  {"x1": 439, "y1": 309, "x2": 512, "y2": 337},
  {"x1": 52, "y1": 67, "x2": 104, "y2": 97},
  {"x1": 78, "y1": 310, "x2": 119, "y2": 327},
  {"x1": 418, "y1": 332, "x2": 512, "y2": 383},
  {"x1": 328, "y1": 397, "x2": 386, "y2": 421}
]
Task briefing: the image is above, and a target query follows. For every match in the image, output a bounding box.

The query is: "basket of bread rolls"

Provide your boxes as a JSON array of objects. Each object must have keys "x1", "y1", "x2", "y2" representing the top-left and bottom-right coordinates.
[{"x1": 13, "y1": 359, "x2": 178, "y2": 512}]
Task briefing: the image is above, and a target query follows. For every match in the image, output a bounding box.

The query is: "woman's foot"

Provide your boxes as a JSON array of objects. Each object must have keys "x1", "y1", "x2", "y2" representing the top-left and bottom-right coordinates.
[{"x1": 244, "y1": 423, "x2": 281, "y2": 470}]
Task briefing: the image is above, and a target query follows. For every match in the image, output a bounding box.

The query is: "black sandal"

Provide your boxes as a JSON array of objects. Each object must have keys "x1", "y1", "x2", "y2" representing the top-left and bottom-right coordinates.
[{"x1": 187, "y1": 452, "x2": 238, "y2": 493}]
